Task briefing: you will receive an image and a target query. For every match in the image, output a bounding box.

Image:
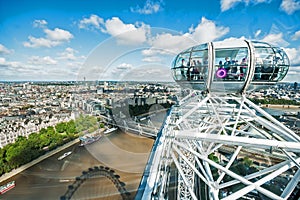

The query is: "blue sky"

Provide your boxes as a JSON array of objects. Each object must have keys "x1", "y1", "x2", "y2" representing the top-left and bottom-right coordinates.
[{"x1": 0, "y1": 0, "x2": 300, "y2": 82}]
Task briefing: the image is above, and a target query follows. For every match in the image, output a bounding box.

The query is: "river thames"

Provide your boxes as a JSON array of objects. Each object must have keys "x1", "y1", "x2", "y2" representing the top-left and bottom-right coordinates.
[{"x1": 1, "y1": 130, "x2": 154, "y2": 200}]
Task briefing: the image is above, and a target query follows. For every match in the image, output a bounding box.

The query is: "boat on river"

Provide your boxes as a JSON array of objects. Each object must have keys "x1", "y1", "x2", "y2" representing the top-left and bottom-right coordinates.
[
  {"x1": 104, "y1": 127, "x2": 118, "y2": 135},
  {"x1": 0, "y1": 181, "x2": 15, "y2": 194},
  {"x1": 79, "y1": 135, "x2": 102, "y2": 146},
  {"x1": 58, "y1": 151, "x2": 72, "y2": 160}
]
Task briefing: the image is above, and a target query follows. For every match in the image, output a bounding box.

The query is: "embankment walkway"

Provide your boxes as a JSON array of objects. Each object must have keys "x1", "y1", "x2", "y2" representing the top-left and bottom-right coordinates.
[{"x1": 0, "y1": 138, "x2": 79, "y2": 183}]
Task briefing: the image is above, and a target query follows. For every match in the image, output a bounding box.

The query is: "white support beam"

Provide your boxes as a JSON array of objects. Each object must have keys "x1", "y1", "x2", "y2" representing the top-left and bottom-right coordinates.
[
  {"x1": 175, "y1": 132, "x2": 300, "y2": 152},
  {"x1": 175, "y1": 139, "x2": 300, "y2": 200},
  {"x1": 219, "y1": 158, "x2": 298, "y2": 189},
  {"x1": 244, "y1": 98, "x2": 300, "y2": 142},
  {"x1": 217, "y1": 145, "x2": 242, "y2": 184},
  {"x1": 171, "y1": 151, "x2": 198, "y2": 200},
  {"x1": 173, "y1": 145, "x2": 213, "y2": 188},
  {"x1": 281, "y1": 169, "x2": 300, "y2": 199},
  {"x1": 176, "y1": 95, "x2": 210, "y2": 126}
]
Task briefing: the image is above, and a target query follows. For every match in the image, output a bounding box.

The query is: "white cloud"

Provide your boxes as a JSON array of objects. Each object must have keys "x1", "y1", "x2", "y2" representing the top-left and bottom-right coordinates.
[
  {"x1": 280, "y1": 0, "x2": 300, "y2": 15},
  {"x1": 105, "y1": 17, "x2": 138, "y2": 36},
  {"x1": 220, "y1": 0, "x2": 271, "y2": 12},
  {"x1": 78, "y1": 14, "x2": 104, "y2": 30},
  {"x1": 138, "y1": 17, "x2": 230, "y2": 66},
  {"x1": 0, "y1": 57, "x2": 22, "y2": 69},
  {"x1": 33, "y1": 19, "x2": 48, "y2": 28},
  {"x1": 80, "y1": 16, "x2": 226, "y2": 49},
  {"x1": 142, "y1": 48, "x2": 171, "y2": 56},
  {"x1": 142, "y1": 56, "x2": 162, "y2": 62},
  {"x1": 119, "y1": 65, "x2": 173, "y2": 81},
  {"x1": 116, "y1": 63, "x2": 133, "y2": 70},
  {"x1": 0, "y1": 44, "x2": 12, "y2": 54},
  {"x1": 281, "y1": 47, "x2": 300, "y2": 82},
  {"x1": 105, "y1": 17, "x2": 150, "y2": 45},
  {"x1": 291, "y1": 30, "x2": 300, "y2": 41},
  {"x1": 283, "y1": 63, "x2": 300, "y2": 82},
  {"x1": 261, "y1": 32, "x2": 289, "y2": 47},
  {"x1": 78, "y1": 15, "x2": 150, "y2": 45},
  {"x1": 284, "y1": 47, "x2": 300, "y2": 65},
  {"x1": 44, "y1": 28, "x2": 73, "y2": 41},
  {"x1": 130, "y1": 0, "x2": 163, "y2": 14},
  {"x1": 148, "y1": 33, "x2": 195, "y2": 55},
  {"x1": 148, "y1": 17, "x2": 229, "y2": 56},
  {"x1": 109, "y1": 63, "x2": 132, "y2": 79},
  {"x1": 23, "y1": 36, "x2": 60, "y2": 48},
  {"x1": 23, "y1": 28, "x2": 73, "y2": 48},
  {"x1": 28, "y1": 56, "x2": 57, "y2": 65},
  {"x1": 283, "y1": 72, "x2": 300, "y2": 82},
  {"x1": 0, "y1": 57, "x2": 6, "y2": 64},
  {"x1": 66, "y1": 61, "x2": 82, "y2": 69},
  {"x1": 0, "y1": 56, "x2": 80, "y2": 81},
  {"x1": 58, "y1": 47, "x2": 77, "y2": 60},
  {"x1": 77, "y1": 65, "x2": 107, "y2": 80},
  {"x1": 221, "y1": 0, "x2": 242, "y2": 11},
  {"x1": 189, "y1": 17, "x2": 230, "y2": 43}
]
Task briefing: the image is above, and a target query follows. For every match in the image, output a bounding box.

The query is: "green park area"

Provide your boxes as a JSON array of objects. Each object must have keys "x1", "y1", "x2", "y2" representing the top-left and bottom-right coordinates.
[
  {"x1": 0, "y1": 115, "x2": 102, "y2": 176},
  {"x1": 250, "y1": 97, "x2": 300, "y2": 106}
]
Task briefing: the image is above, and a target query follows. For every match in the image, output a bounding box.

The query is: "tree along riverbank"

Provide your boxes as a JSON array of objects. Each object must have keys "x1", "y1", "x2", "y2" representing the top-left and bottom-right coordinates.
[
  {"x1": 250, "y1": 98, "x2": 300, "y2": 107},
  {"x1": 0, "y1": 138, "x2": 79, "y2": 183},
  {"x1": 0, "y1": 115, "x2": 102, "y2": 177}
]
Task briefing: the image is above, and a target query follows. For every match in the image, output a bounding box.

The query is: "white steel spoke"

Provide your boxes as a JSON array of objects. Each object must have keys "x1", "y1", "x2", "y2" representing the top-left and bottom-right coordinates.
[
  {"x1": 217, "y1": 145, "x2": 243, "y2": 184},
  {"x1": 281, "y1": 169, "x2": 300, "y2": 199},
  {"x1": 173, "y1": 145, "x2": 212, "y2": 188},
  {"x1": 171, "y1": 151, "x2": 198, "y2": 200}
]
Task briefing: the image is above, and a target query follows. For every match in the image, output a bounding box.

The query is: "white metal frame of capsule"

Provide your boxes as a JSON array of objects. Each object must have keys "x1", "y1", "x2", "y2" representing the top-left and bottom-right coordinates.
[{"x1": 171, "y1": 39, "x2": 290, "y2": 94}]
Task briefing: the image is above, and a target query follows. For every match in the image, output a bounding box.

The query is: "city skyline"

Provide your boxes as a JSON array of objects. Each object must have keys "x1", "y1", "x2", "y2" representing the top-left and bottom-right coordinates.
[{"x1": 1, "y1": 0, "x2": 300, "y2": 82}]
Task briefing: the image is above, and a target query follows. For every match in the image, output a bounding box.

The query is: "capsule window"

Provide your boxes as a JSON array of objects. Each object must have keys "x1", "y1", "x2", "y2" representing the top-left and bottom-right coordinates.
[
  {"x1": 172, "y1": 53, "x2": 190, "y2": 81},
  {"x1": 214, "y1": 48, "x2": 248, "y2": 82},
  {"x1": 189, "y1": 50, "x2": 208, "y2": 81},
  {"x1": 252, "y1": 46, "x2": 289, "y2": 82},
  {"x1": 172, "y1": 50, "x2": 208, "y2": 82}
]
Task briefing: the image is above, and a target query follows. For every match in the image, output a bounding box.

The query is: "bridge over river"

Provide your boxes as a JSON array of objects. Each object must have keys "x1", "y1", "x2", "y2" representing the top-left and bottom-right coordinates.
[{"x1": 99, "y1": 108, "x2": 169, "y2": 138}]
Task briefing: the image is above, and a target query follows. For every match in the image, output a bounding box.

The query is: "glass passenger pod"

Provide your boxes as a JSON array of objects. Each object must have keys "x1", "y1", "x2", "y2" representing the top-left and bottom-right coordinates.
[
  {"x1": 171, "y1": 40, "x2": 290, "y2": 93},
  {"x1": 171, "y1": 43, "x2": 208, "y2": 91},
  {"x1": 252, "y1": 41, "x2": 289, "y2": 83}
]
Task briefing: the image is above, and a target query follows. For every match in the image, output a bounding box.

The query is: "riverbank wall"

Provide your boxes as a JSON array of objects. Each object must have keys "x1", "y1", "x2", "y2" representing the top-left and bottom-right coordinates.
[
  {"x1": 260, "y1": 104, "x2": 300, "y2": 109},
  {"x1": 0, "y1": 138, "x2": 79, "y2": 183}
]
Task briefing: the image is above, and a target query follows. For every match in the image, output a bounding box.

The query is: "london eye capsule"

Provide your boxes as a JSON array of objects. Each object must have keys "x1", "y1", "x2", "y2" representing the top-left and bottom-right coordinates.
[{"x1": 171, "y1": 39, "x2": 290, "y2": 94}]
